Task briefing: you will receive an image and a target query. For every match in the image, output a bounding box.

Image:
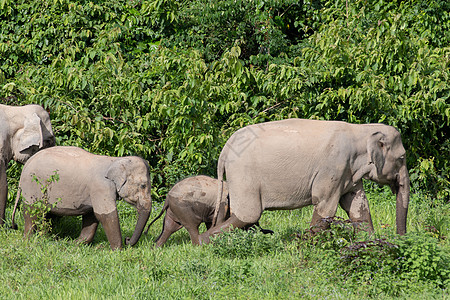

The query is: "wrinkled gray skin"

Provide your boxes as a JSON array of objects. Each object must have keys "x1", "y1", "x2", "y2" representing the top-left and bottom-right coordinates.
[
  {"x1": 144, "y1": 175, "x2": 272, "y2": 247},
  {"x1": 13, "y1": 146, "x2": 152, "y2": 250},
  {"x1": 0, "y1": 104, "x2": 55, "y2": 225},
  {"x1": 199, "y1": 119, "x2": 410, "y2": 244}
]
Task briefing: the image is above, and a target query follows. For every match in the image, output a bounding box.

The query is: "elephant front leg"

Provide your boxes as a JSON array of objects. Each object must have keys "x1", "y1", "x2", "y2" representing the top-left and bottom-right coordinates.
[
  {"x1": 339, "y1": 183, "x2": 374, "y2": 233},
  {"x1": 310, "y1": 191, "x2": 341, "y2": 233},
  {"x1": 95, "y1": 209, "x2": 122, "y2": 250},
  {"x1": 76, "y1": 212, "x2": 99, "y2": 244}
]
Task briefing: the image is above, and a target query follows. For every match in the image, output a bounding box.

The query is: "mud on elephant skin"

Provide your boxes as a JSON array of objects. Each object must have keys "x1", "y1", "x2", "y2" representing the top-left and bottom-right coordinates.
[
  {"x1": 12, "y1": 146, "x2": 152, "y2": 250},
  {"x1": 201, "y1": 119, "x2": 410, "y2": 244},
  {"x1": 0, "y1": 104, "x2": 55, "y2": 226},
  {"x1": 144, "y1": 175, "x2": 273, "y2": 247}
]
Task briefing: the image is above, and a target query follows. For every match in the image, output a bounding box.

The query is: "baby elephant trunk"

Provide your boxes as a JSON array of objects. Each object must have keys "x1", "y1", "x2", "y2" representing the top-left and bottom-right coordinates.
[{"x1": 125, "y1": 203, "x2": 151, "y2": 246}]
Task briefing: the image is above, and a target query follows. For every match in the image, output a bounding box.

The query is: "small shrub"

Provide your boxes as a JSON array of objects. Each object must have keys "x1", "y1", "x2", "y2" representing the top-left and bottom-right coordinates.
[
  {"x1": 339, "y1": 237, "x2": 404, "y2": 296},
  {"x1": 298, "y1": 217, "x2": 370, "y2": 251},
  {"x1": 395, "y1": 233, "x2": 450, "y2": 288},
  {"x1": 296, "y1": 217, "x2": 450, "y2": 296},
  {"x1": 209, "y1": 227, "x2": 283, "y2": 259},
  {"x1": 25, "y1": 171, "x2": 60, "y2": 235},
  {"x1": 424, "y1": 204, "x2": 449, "y2": 240}
]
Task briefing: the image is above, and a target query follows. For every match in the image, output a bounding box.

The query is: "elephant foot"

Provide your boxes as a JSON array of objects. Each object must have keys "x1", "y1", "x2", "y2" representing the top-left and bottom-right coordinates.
[
  {"x1": 309, "y1": 210, "x2": 332, "y2": 234},
  {"x1": 198, "y1": 232, "x2": 211, "y2": 245}
]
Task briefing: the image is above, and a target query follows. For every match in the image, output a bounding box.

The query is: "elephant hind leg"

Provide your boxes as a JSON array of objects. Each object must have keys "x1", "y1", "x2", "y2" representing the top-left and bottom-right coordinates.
[
  {"x1": 76, "y1": 212, "x2": 99, "y2": 244},
  {"x1": 154, "y1": 214, "x2": 183, "y2": 247},
  {"x1": 23, "y1": 205, "x2": 37, "y2": 236},
  {"x1": 310, "y1": 208, "x2": 333, "y2": 233},
  {"x1": 310, "y1": 196, "x2": 342, "y2": 233},
  {"x1": 184, "y1": 224, "x2": 202, "y2": 246},
  {"x1": 198, "y1": 214, "x2": 248, "y2": 245},
  {"x1": 309, "y1": 181, "x2": 345, "y2": 233}
]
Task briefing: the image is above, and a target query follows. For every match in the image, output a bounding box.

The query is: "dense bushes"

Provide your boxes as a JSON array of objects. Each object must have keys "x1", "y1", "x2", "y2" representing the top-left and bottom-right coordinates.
[
  {"x1": 0, "y1": 0, "x2": 449, "y2": 202},
  {"x1": 298, "y1": 217, "x2": 450, "y2": 296}
]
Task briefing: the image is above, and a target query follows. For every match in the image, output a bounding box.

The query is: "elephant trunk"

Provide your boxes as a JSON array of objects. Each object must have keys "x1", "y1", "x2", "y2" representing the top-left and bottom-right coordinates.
[
  {"x1": 125, "y1": 203, "x2": 151, "y2": 246},
  {"x1": 395, "y1": 164, "x2": 410, "y2": 235}
]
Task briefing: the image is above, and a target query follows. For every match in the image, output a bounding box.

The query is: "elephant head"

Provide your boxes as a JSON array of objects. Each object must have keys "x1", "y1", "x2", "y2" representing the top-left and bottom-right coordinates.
[
  {"x1": 10, "y1": 105, "x2": 56, "y2": 164},
  {"x1": 0, "y1": 104, "x2": 55, "y2": 226},
  {"x1": 365, "y1": 126, "x2": 410, "y2": 235},
  {"x1": 106, "y1": 157, "x2": 152, "y2": 246}
]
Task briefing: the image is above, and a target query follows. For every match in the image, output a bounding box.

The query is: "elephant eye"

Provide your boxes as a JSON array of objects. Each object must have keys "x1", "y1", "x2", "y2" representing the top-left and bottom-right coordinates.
[{"x1": 141, "y1": 184, "x2": 146, "y2": 189}]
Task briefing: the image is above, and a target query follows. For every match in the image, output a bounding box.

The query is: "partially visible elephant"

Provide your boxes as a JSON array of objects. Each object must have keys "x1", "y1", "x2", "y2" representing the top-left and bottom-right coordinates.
[
  {"x1": 200, "y1": 119, "x2": 410, "y2": 244},
  {"x1": 144, "y1": 175, "x2": 272, "y2": 247},
  {"x1": 0, "y1": 104, "x2": 55, "y2": 225},
  {"x1": 12, "y1": 146, "x2": 152, "y2": 250}
]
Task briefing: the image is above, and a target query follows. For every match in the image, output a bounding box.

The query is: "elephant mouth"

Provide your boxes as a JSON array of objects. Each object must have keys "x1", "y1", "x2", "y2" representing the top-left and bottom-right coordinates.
[
  {"x1": 17, "y1": 145, "x2": 40, "y2": 160},
  {"x1": 376, "y1": 170, "x2": 399, "y2": 186}
]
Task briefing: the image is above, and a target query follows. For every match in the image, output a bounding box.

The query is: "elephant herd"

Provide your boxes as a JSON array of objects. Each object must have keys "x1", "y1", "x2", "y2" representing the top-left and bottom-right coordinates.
[{"x1": 0, "y1": 103, "x2": 410, "y2": 250}]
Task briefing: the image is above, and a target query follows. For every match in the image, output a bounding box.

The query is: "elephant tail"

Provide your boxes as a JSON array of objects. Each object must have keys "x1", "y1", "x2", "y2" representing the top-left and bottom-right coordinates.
[
  {"x1": 143, "y1": 201, "x2": 168, "y2": 235},
  {"x1": 10, "y1": 187, "x2": 21, "y2": 230},
  {"x1": 212, "y1": 150, "x2": 226, "y2": 227}
]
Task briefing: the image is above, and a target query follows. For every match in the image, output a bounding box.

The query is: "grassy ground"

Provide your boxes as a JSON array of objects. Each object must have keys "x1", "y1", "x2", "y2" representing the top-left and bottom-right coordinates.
[{"x1": 0, "y1": 186, "x2": 448, "y2": 299}]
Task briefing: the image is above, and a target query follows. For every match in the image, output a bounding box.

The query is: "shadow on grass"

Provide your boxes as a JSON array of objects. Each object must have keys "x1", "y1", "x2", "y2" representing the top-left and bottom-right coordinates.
[
  {"x1": 279, "y1": 227, "x2": 303, "y2": 243},
  {"x1": 50, "y1": 215, "x2": 110, "y2": 248},
  {"x1": 50, "y1": 215, "x2": 83, "y2": 240}
]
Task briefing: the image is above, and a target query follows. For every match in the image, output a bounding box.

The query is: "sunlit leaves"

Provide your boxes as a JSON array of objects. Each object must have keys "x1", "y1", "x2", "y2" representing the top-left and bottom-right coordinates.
[{"x1": 0, "y1": 0, "x2": 448, "y2": 202}]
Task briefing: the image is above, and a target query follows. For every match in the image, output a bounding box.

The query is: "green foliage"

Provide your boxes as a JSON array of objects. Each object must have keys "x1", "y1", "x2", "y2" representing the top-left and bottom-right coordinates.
[
  {"x1": 1, "y1": 191, "x2": 449, "y2": 298},
  {"x1": 410, "y1": 157, "x2": 450, "y2": 203},
  {"x1": 297, "y1": 214, "x2": 450, "y2": 297},
  {"x1": 0, "y1": 2, "x2": 449, "y2": 297},
  {"x1": 167, "y1": 0, "x2": 309, "y2": 61},
  {"x1": 1, "y1": 0, "x2": 449, "y2": 202},
  {"x1": 396, "y1": 233, "x2": 449, "y2": 287},
  {"x1": 209, "y1": 227, "x2": 283, "y2": 259},
  {"x1": 303, "y1": 217, "x2": 366, "y2": 251},
  {"x1": 423, "y1": 203, "x2": 450, "y2": 240},
  {"x1": 26, "y1": 171, "x2": 60, "y2": 235}
]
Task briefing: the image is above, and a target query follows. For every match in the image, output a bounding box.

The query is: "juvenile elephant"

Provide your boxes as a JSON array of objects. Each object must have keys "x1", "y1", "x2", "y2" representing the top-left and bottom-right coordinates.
[
  {"x1": 12, "y1": 146, "x2": 152, "y2": 250},
  {"x1": 200, "y1": 119, "x2": 410, "y2": 244},
  {"x1": 144, "y1": 175, "x2": 272, "y2": 247},
  {"x1": 0, "y1": 104, "x2": 55, "y2": 225}
]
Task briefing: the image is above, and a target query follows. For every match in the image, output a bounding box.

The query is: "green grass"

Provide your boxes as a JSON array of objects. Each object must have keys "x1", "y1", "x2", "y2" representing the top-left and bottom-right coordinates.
[{"x1": 0, "y1": 188, "x2": 448, "y2": 299}]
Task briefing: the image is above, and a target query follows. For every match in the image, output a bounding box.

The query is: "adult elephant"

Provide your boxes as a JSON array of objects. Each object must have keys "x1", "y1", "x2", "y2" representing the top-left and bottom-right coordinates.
[
  {"x1": 0, "y1": 104, "x2": 55, "y2": 225},
  {"x1": 200, "y1": 119, "x2": 410, "y2": 244},
  {"x1": 12, "y1": 146, "x2": 152, "y2": 250}
]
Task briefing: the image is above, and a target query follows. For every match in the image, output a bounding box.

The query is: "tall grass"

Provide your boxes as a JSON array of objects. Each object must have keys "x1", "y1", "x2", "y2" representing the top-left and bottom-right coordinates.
[{"x1": 0, "y1": 188, "x2": 448, "y2": 299}]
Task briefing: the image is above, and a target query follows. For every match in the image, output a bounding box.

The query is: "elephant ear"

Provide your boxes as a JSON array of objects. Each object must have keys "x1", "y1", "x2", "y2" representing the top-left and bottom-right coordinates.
[
  {"x1": 18, "y1": 113, "x2": 43, "y2": 153},
  {"x1": 367, "y1": 132, "x2": 386, "y2": 174},
  {"x1": 106, "y1": 158, "x2": 129, "y2": 193}
]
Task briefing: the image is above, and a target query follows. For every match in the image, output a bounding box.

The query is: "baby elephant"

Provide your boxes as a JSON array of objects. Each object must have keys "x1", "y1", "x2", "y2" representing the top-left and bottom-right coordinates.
[
  {"x1": 12, "y1": 146, "x2": 152, "y2": 250},
  {"x1": 144, "y1": 175, "x2": 272, "y2": 247}
]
